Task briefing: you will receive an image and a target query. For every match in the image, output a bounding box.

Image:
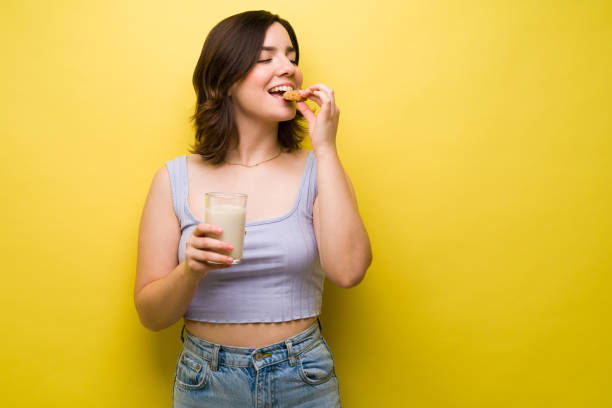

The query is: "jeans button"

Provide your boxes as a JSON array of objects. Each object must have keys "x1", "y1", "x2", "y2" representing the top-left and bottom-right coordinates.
[{"x1": 255, "y1": 352, "x2": 263, "y2": 361}]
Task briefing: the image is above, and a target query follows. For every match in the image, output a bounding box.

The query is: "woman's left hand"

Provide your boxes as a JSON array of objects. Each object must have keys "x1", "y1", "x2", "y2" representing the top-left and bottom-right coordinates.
[{"x1": 296, "y1": 84, "x2": 340, "y2": 154}]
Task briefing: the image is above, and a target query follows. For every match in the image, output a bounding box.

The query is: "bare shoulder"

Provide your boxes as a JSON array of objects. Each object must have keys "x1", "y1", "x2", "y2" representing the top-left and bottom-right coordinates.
[
  {"x1": 141, "y1": 162, "x2": 180, "y2": 239},
  {"x1": 144, "y1": 164, "x2": 180, "y2": 217},
  {"x1": 135, "y1": 164, "x2": 180, "y2": 295},
  {"x1": 150, "y1": 164, "x2": 172, "y2": 195}
]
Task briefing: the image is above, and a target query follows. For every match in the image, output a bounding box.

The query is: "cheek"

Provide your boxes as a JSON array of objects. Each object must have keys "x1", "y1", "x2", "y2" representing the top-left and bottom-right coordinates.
[
  {"x1": 235, "y1": 70, "x2": 266, "y2": 96},
  {"x1": 245, "y1": 68, "x2": 269, "y2": 86},
  {"x1": 295, "y1": 70, "x2": 304, "y2": 88}
]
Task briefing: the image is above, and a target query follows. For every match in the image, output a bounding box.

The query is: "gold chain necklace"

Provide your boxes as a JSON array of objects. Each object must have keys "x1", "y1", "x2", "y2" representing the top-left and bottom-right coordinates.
[{"x1": 225, "y1": 150, "x2": 282, "y2": 168}]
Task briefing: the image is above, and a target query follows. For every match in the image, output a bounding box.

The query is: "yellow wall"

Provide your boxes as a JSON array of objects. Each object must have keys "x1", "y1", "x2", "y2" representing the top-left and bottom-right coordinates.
[{"x1": 2, "y1": 1, "x2": 611, "y2": 406}]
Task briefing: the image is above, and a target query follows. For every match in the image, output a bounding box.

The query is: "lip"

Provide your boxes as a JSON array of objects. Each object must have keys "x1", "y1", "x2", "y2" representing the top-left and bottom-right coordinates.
[
  {"x1": 266, "y1": 82, "x2": 296, "y2": 92},
  {"x1": 268, "y1": 92, "x2": 292, "y2": 103}
]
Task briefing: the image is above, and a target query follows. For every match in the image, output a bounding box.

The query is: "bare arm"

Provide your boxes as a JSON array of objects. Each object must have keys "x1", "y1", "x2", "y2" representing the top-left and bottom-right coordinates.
[
  {"x1": 297, "y1": 84, "x2": 372, "y2": 288},
  {"x1": 313, "y1": 149, "x2": 372, "y2": 288},
  {"x1": 134, "y1": 166, "x2": 233, "y2": 331}
]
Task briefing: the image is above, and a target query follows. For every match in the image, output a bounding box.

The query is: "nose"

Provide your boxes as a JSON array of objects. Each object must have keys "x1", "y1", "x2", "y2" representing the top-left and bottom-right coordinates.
[{"x1": 276, "y1": 54, "x2": 296, "y2": 77}]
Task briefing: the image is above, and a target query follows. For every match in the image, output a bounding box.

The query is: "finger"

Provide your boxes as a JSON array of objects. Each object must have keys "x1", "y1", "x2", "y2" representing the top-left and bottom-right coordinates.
[
  {"x1": 193, "y1": 223, "x2": 222, "y2": 237},
  {"x1": 309, "y1": 85, "x2": 336, "y2": 111},
  {"x1": 312, "y1": 90, "x2": 333, "y2": 112},
  {"x1": 187, "y1": 259, "x2": 233, "y2": 273},
  {"x1": 204, "y1": 262, "x2": 233, "y2": 270},
  {"x1": 307, "y1": 83, "x2": 331, "y2": 91},
  {"x1": 305, "y1": 92, "x2": 324, "y2": 107},
  {"x1": 188, "y1": 257, "x2": 231, "y2": 272},
  {"x1": 297, "y1": 88, "x2": 318, "y2": 105},
  {"x1": 299, "y1": 88, "x2": 314, "y2": 99},
  {"x1": 189, "y1": 247, "x2": 234, "y2": 265},
  {"x1": 307, "y1": 84, "x2": 334, "y2": 102},
  {"x1": 190, "y1": 237, "x2": 233, "y2": 254}
]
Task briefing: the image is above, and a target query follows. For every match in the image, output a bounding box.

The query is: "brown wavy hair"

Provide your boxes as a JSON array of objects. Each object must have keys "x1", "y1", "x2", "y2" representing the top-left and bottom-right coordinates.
[{"x1": 188, "y1": 10, "x2": 306, "y2": 165}]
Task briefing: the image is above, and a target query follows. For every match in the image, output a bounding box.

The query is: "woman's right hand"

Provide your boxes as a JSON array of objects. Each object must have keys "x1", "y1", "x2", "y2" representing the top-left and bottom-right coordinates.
[{"x1": 184, "y1": 223, "x2": 234, "y2": 280}]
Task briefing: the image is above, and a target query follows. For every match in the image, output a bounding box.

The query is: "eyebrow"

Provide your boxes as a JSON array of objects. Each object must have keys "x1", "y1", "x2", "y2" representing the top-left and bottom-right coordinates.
[{"x1": 260, "y1": 46, "x2": 295, "y2": 53}]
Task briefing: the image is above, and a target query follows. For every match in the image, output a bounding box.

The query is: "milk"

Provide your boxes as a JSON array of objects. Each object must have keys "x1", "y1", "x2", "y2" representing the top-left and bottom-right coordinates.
[{"x1": 205, "y1": 204, "x2": 246, "y2": 263}]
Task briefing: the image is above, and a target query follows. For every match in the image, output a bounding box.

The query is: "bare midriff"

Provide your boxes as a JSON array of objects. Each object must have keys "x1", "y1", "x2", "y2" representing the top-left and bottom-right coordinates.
[{"x1": 184, "y1": 316, "x2": 318, "y2": 348}]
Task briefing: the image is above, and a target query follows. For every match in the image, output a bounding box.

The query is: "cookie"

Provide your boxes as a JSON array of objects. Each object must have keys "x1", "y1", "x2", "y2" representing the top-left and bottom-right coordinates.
[{"x1": 282, "y1": 90, "x2": 306, "y2": 102}]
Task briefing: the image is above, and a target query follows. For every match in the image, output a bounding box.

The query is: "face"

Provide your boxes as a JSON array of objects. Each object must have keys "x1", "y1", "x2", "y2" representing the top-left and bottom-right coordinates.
[{"x1": 229, "y1": 22, "x2": 303, "y2": 123}]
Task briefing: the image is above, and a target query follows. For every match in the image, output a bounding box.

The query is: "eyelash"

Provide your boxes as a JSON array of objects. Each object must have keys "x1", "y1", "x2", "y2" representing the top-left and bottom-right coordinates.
[{"x1": 257, "y1": 58, "x2": 298, "y2": 65}]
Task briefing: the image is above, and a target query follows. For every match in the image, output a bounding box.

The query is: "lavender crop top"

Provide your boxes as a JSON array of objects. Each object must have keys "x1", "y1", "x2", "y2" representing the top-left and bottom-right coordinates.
[{"x1": 165, "y1": 150, "x2": 324, "y2": 323}]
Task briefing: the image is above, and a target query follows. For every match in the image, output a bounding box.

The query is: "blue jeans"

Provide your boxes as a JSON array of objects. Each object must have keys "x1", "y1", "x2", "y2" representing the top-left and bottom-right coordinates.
[{"x1": 173, "y1": 319, "x2": 342, "y2": 407}]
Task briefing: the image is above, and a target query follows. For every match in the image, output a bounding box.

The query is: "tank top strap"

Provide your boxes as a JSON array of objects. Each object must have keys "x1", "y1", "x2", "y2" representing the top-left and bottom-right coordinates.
[
  {"x1": 297, "y1": 150, "x2": 318, "y2": 218},
  {"x1": 165, "y1": 155, "x2": 189, "y2": 226}
]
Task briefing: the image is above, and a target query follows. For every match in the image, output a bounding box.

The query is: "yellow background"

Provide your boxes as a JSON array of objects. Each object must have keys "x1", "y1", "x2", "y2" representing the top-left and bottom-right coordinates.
[{"x1": 2, "y1": 0, "x2": 611, "y2": 406}]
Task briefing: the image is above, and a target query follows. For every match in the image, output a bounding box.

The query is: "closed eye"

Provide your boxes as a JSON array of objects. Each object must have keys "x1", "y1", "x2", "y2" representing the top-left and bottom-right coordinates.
[{"x1": 257, "y1": 58, "x2": 298, "y2": 65}]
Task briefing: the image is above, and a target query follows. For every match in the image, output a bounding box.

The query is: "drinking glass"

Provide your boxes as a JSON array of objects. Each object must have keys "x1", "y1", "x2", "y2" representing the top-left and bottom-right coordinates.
[{"x1": 205, "y1": 192, "x2": 247, "y2": 264}]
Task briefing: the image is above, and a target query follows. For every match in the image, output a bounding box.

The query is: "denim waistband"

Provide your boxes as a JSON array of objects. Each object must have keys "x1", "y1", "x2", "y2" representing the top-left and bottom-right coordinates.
[{"x1": 180, "y1": 318, "x2": 323, "y2": 371}]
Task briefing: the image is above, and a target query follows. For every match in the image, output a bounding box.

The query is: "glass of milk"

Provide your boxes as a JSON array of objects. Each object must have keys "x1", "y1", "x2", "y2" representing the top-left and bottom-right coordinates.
[{"x1": 205, "y1": 192, "x2": 247, "y2": 264}]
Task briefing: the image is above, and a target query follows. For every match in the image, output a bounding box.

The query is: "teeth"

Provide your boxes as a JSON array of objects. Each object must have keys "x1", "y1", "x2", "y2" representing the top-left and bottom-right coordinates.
[{"x1": 268, "y1": 85, "x2": 294, "y2": 93}]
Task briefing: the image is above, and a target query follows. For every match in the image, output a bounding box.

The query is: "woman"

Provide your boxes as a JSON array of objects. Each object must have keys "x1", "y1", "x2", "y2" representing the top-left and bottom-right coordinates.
[{"x1": 134, "y1": 10, "x2": 372, "y2": 407}]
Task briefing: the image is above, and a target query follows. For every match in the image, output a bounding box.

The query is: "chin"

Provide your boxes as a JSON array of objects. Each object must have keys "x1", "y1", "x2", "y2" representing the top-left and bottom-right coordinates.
[{"x1": 270, "y1": 109, "x2": 296, "y2": 123}]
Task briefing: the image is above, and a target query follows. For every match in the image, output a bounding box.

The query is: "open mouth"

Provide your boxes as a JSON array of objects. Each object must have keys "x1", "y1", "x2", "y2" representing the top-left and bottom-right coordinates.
[
  {"x1": 269, "y1": 92, "x2": 290, "y2": 101},
  {"x1": 267, "y1": 85, "x2": 294, "y2": 102}
]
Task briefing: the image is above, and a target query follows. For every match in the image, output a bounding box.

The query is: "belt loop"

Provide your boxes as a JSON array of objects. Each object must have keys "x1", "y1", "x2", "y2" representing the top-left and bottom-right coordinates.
[
  {"x1": 211, "y1": 344, "x2": 221, "y2": 371},
  {"x1": 180, "y1": 324, "x2": 186, "y2": 343},
  {"x1": 317, "y1": 318, "x2": 323, "y2": 333},
  {"x1": 285, "y1": 339, "x2": 296, "y2": 367}
]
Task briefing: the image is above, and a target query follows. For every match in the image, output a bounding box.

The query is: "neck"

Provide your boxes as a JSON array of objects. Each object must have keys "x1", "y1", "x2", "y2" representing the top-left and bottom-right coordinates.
[{"x1": 226, "y1": 111, "x2": 281, "y2": 166}]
